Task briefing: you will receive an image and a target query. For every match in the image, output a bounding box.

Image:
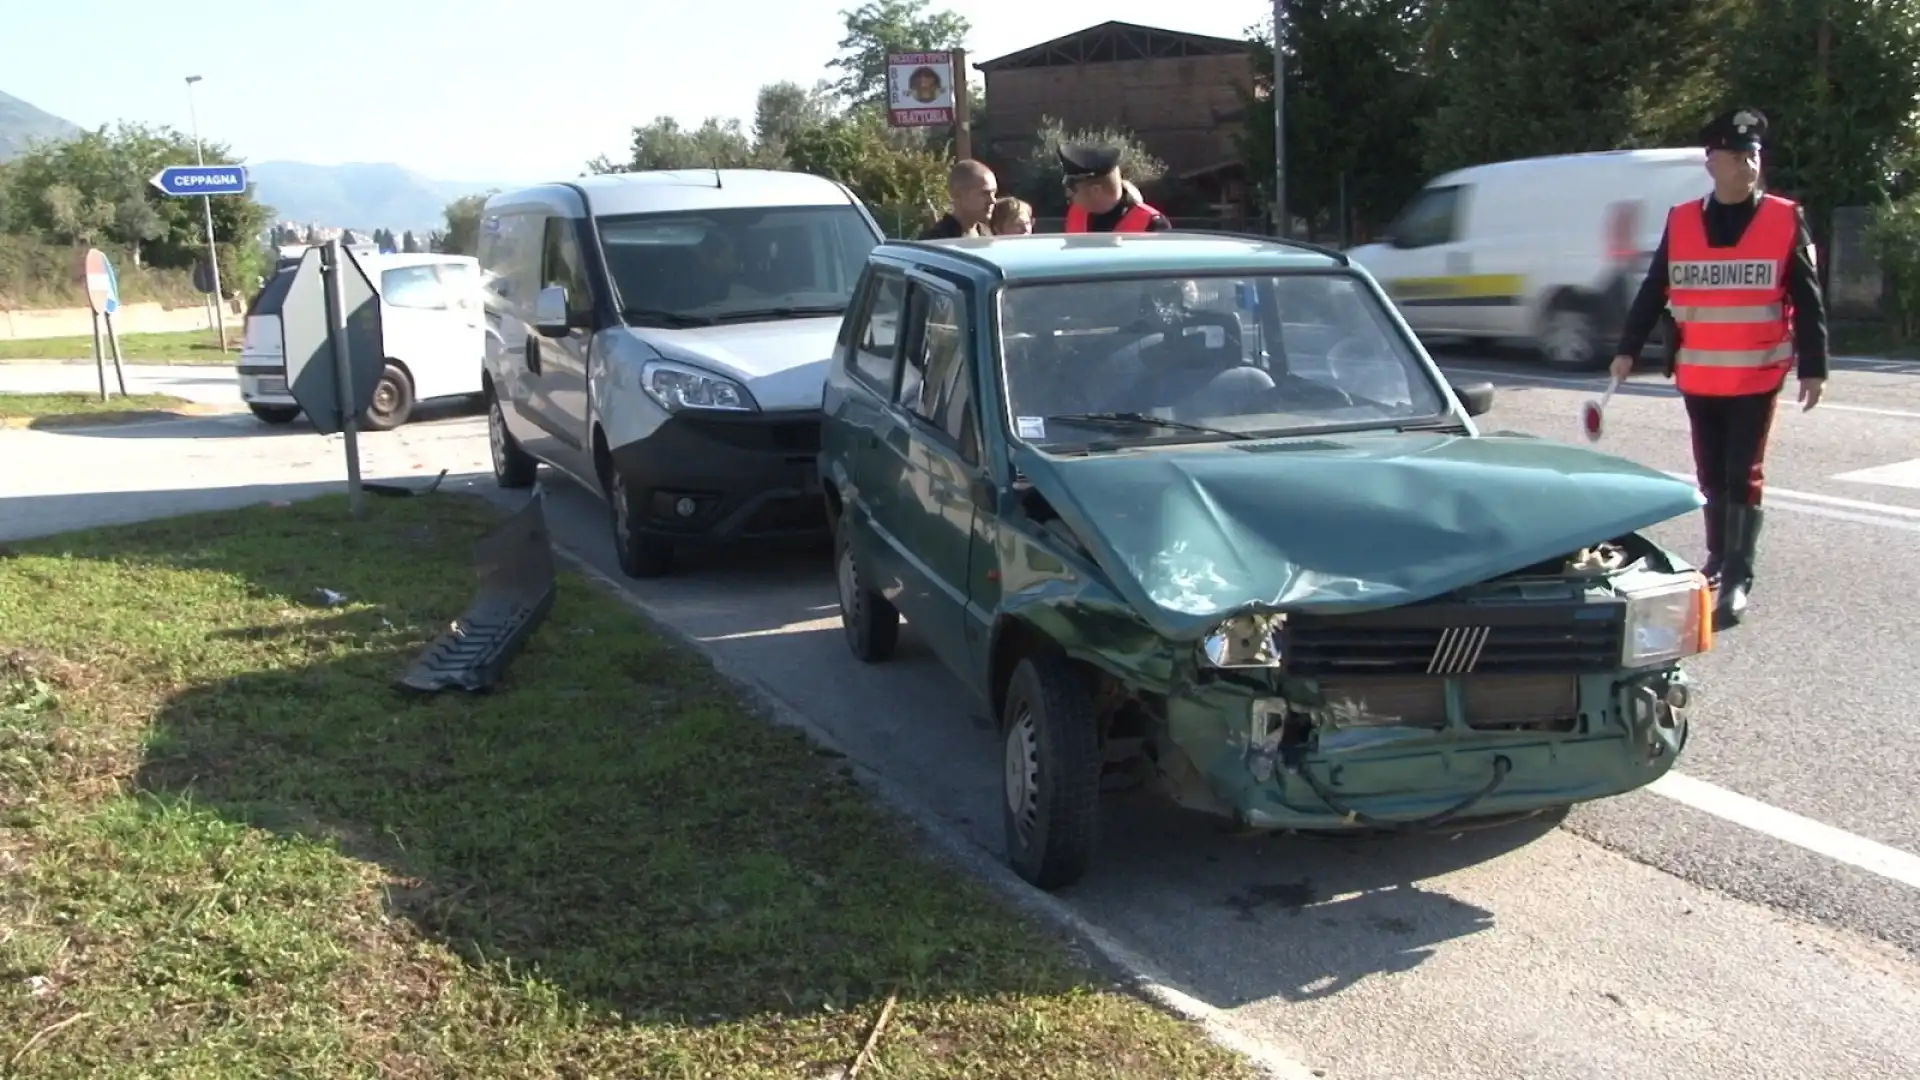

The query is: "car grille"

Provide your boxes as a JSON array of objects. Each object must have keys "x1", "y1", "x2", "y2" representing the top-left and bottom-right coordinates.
[
  {"x1": 1283, "y1": 601, "x2": 1624, "y2": 678},
  {"x1": 687, "y1": 413, "x2": 822, "y2": 455},
  {"x1": 1317, "y1": 674, "x2": 1580, "y2": 733}
]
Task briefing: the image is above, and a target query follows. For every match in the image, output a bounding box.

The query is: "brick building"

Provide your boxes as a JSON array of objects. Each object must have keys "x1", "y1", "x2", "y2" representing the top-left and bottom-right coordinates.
[{"x1": 974, "y1": 21, "x2": 1256, "y2": 218}]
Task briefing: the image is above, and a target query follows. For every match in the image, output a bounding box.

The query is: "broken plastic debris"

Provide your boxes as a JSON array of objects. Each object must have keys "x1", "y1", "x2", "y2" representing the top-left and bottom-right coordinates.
[{"x1": 315, "y1": 588, "x2": 348, "y2": 607}]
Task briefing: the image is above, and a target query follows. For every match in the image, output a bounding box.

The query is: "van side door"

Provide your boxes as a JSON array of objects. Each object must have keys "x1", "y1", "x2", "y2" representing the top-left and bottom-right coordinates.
[
  {"x1": 480, "y1": 210, "x2": 546, "y2": 453},
  {"x1": 528, "y1": 214, "x2": 597, "y2": 478}
]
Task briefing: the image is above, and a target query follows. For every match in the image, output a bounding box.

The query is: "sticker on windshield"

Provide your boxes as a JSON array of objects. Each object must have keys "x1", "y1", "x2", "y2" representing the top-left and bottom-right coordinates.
[{"x1": 1016, "y1": 416, "x2": 1047, "y2": 439}]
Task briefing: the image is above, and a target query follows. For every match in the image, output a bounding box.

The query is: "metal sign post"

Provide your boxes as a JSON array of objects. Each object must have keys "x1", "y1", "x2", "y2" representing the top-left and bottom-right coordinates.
[
  {"x1": 80, "y1": 248, "x2": 127, "y2": 400},
  {"x1": 322, "y1": 241, "x2": 366, "y2": 518},
  {"x1": 149, "y1": 161, "x2": 249, "y2": 354}
]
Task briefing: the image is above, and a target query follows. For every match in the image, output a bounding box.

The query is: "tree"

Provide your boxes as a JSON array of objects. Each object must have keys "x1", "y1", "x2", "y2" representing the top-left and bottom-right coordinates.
[
  {"x1": 1418, "y1": 0, "x2": 1728, "y2": 176},
  {"x1": 784, "y1": 107, "x2": 948, "y2": 231},
  {"x1": 1236, "y1": 2, "x2": 1438, "y2": 241},
  {"x1": 754, "y1": 80, "x2": 840, "y2": 160},
  {"x1": 439, "y1": 192, "x2": 495, "y2": 255},
  {"x1": 587, "y1": 116, "x2": 781, "y2": 174},
  {"x1": 829, "y1": 0, "x2": 970, "y2": 109},
  {"x1": 1015, "y1": 117, "x2": 1166, "y2": 216},
  {"x1": 401, "y1": 229, "x2": 422, "y2": 253},
  {"x1": 1717, "y1": 0, "x2": 1920, "y2": 247}
]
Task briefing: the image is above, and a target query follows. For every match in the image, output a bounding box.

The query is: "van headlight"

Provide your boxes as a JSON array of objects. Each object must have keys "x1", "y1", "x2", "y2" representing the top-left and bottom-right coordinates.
[
  {"x1": 1621, "y1": 574, "x2": 1713, "y2": 667},
  {"x1": 641, "y1": 360, "x2": 756, "y2": 412},
  {"x1": 1199, "y1": 612, "x2": 1286, "y2": 669}
]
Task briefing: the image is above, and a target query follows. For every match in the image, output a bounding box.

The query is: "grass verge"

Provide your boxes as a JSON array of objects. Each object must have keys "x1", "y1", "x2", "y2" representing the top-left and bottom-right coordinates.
[
  {"x1": 0, "y1": 496, "x2": 1260, "y2": 1079},
  {"x1": 0, "y1": 392, "x2": 229, "y2": 429},
  {"x1": 0, "y1": 330, "x2": 241, "y2": 365}
]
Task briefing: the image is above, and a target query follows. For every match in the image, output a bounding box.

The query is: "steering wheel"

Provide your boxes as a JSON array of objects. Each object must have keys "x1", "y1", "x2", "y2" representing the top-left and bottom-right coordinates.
[{"x1": 1324, "y1": 336, "x2": 1412, "y2": 412}]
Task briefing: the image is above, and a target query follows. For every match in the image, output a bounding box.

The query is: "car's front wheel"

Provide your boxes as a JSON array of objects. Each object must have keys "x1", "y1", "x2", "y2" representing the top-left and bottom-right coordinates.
[
  {"x1": 608, "y1": 469, "x2": 674, "y2": 578},
  {"x1": 1001, "y1": 654, "x2": 1101, "y2": 890},
  {"x1": 487, "y1": 386, "x2": 538, "y2": 489},
  {"x1": 835, "y1": 512, "x2": 898, "y2": 662}
]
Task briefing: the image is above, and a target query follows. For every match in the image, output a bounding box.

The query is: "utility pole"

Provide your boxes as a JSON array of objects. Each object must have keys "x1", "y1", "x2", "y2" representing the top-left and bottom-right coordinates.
[
  {"x1": 1271, "y1": 0, "x2": 1289, "y2": 239},
  {"x1": 184, "y1": 75, "x2": 229, "y2": 352}
]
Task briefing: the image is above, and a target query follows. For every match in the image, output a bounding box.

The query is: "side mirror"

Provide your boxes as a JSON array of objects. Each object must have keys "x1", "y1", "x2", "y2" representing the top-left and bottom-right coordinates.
[
  {"x1": 532, "y1": 285, "x2": 571, "y2": 338},
  {"x1": 1451, "y1": 380, "x2": 1496, "y2": 417}
]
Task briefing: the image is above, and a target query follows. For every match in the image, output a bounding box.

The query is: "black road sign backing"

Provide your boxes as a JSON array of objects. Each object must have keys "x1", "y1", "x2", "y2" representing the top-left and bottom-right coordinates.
[{"x1": 281, "y1": 246, "x2": 385, "y2": 436}]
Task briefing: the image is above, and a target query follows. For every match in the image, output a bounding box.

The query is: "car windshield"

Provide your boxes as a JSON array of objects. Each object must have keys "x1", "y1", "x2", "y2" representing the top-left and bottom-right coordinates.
[
  {"x1": 597, "y1": 205, "x2": 880, "y2": 326},
  {"x1": 996, "y1": 271, "x2": 1451, "y2": 449}
]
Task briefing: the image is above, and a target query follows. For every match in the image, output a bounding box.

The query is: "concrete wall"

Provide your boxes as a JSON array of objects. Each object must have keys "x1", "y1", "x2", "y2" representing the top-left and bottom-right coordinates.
[{"x1": 0, "y1": 302, "x2": 220, "y2": 341}]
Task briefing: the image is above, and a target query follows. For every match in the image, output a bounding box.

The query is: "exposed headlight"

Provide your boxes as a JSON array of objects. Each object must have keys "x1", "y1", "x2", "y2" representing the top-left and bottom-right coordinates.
[
  {"x1": 1621, "y1": 574, "x2": 1712, "y2": 667},
  {"x1": 1200, "y1": 612, "x2": 1286, "y2": 669},
  {"x1": 640, "y1": 360, "x2": 756, "y2": 412}
]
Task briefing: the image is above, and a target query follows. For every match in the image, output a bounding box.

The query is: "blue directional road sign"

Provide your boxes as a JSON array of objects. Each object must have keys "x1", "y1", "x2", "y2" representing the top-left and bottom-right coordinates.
[{"x1": 149, "y1": 164, "x2": 250, "y2": 198}]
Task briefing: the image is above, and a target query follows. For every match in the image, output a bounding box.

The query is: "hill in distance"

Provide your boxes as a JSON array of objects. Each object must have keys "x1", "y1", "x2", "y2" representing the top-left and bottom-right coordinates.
[
  {"x1": 0, "y1": 89, "x2": 84, "y2": 161},
  {"x1": 246, "y1": 161, "x2": 506, "y2": 235},
  {"x1": 1, "y1": 89, "x2": 500, "y2": 234}
]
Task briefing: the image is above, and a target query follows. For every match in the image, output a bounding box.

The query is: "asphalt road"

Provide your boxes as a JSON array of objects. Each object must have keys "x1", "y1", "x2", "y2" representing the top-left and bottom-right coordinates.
[{"x1": 4, "y1": 359, "x2": 1919, "y2": 1080}]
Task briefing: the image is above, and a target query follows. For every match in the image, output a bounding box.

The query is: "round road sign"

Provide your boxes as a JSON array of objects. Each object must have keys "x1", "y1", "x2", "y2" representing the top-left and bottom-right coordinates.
[{"x1": 81, "y1": 248, "x2": 120, "y2": 315}]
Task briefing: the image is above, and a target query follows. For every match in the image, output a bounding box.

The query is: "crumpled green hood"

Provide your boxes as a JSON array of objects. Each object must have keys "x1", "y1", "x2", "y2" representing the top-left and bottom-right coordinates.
[{"x1": 1013, "y1": 431, "x2": 1704, "y2": 640}]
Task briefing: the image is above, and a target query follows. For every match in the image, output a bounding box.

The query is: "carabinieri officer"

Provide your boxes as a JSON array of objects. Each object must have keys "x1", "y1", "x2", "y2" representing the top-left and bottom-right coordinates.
[
  {"x1": 1609, "y1": 106, "x2": 1829, "y2": 628},
  {"x1": 1058, "y1": 144, "x2": 1171, "y2": 233}
]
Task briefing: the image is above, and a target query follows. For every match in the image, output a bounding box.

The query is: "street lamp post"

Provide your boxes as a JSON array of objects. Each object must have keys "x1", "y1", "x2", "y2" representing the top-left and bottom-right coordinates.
[
  {"x1": 1271, "y1": 0, "x2": 1288, "y2": 239},
  {"x1": 184, "y1": 75, "x2": 228, "y2": 352}
]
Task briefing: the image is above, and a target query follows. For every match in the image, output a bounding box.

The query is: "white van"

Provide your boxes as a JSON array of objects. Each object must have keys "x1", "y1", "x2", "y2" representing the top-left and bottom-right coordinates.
[
  {"x1": 477, "y1": 169, "x2": 883, "y2": 579},
  {"x1": 1348, "y1": 148, "x2": 1713, "y2": 370},
  {"x1": 237, "y1": 252, "x2": 484, "y2": 429}
]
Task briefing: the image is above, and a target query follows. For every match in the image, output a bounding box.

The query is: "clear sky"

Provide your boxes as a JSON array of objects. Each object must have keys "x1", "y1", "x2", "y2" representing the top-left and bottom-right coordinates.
[{"x1": 0, "y1": 1, "x2": 1265, "y2": 184}]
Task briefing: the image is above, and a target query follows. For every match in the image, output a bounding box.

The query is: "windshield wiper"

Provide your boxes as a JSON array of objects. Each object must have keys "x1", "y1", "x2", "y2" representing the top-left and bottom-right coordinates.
[
  {"x1": 621, "y1": 308, "x2": 715, "y2": 328},
  {"x1": 1046, "y1": 411, "x2": 1255, "y2": 440},
  {"x1": 709, "y1": 304, "x2": 848, "y2": 322}
]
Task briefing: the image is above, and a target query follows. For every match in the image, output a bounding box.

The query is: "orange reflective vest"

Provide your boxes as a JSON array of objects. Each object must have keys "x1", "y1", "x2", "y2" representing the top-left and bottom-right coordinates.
[
  {"x1": 1666, "y1": 193, "x2": 1797, "y2": 397},
  {"x1": 1066, "y1": 202, "x2": 1162, "y2": 233}
]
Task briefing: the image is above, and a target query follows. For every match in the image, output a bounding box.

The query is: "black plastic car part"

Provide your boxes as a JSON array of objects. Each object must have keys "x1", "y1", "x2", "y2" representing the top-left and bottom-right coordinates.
[{"x1": 394, "y1": 489, "x2": 557, "y2": 694}]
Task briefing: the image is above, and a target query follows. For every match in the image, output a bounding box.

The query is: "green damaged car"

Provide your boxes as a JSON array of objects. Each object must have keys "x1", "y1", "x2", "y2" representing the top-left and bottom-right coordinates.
[{"x1": 818, "y1": 232, "x2": 1715, "y2": 890}]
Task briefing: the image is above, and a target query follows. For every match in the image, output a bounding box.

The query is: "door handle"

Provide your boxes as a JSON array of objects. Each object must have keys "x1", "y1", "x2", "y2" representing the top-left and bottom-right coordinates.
[{"x1": 1446, "y1": 252, "x2": 1471, "y2": 275}]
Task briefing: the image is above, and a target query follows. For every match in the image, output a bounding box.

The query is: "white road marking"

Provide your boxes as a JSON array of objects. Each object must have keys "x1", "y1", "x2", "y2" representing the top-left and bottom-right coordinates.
[
  {"x1": 1440, "y1": 364, "x2": 1920, "y2": 419},
  {"x1": 1832, "y1": 458, "x2": 1920, "y2": 491},
  {"x1": 1650, "y1": 772, "x2": 1920, "y2": 891},
  {"x1": 1655, "y1": 471, "x2": 1920, "y2": 532}
]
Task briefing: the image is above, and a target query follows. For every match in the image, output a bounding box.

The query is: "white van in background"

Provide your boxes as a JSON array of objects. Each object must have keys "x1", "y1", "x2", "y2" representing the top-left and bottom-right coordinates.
[
  {"x1": 237, "y1": 252, "x2": 484, "y2": 429},
  {"x1": 1348, "y1": 148, "x2": 1713, "y2": 371}
]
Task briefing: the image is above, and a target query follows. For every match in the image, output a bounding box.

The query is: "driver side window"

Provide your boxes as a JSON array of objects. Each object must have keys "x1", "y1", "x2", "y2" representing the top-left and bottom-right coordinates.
[{"x1": 1391, "y1": 185, "x2": 1464, "y2": 249}]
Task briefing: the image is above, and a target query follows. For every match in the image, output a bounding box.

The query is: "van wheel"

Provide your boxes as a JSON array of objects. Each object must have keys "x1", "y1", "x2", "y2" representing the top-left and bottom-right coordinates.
[
  {"x1": 608, "y1": 469, "x2": 674, "y2": 578},
  {"x1": 1538, "y1": 299, "x2": 1609, "y2": 372},
  {"x1": 487, "y1": 387, "x2": 538, "y2": 489},
  {"x1": 1001, "y1": 654, "x2": 1101, "y2": 890},
  {"x1": 249, "y1": 404, "x2": 300, "y2": 425},
  {"x1": 363, "y1": 363, "x2": 415, "y2": 430},
  {"x1": 835, "y1": 513, "x2": 898, "y2": 663}
]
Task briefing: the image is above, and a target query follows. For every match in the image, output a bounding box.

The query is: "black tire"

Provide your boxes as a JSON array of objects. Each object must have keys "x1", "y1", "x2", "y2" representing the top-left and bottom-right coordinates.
[
  {"x1": 487, "y1": 387, "x2": 538, "y2": 489},
  {"x1": 1001, "y1": 654, "x2": 1101, "y2": 890},
  {"x1": 1537, "y1": 297, "x2": 1610, "y2": 372},
  {"x1": 835, "y1": 513, "x2": 899, "y2": 663},
  {"x1": 607, "y1": 468, "x2": 674, "y2": 578},
  {"x1": 249, "y1": 404, "x2": 300, "y2": 425},
  {"x1": 362, "y1": 362, "x2": 415, "y2": 430}
]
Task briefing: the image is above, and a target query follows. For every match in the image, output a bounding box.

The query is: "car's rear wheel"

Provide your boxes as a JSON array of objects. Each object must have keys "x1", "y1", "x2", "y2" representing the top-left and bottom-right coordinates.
[
  {"x1": 249, "y1": 404, "x2": 300, "y2": 425},
  {"x1": 1001, "y1": 654, "x2": 1101, "y2": 890},
  {"x1": 487, "y1": 387, "x2": 538, "y2": 489},
  {"x1": 608, "y1": 469, "x2": 675, "y2": 578},
  {"x1": 835, "y1": 513, "x2": 898, "y2": 662},
  {"x1": 363, "y1": 362, "x2": 416, "y2": 430}
]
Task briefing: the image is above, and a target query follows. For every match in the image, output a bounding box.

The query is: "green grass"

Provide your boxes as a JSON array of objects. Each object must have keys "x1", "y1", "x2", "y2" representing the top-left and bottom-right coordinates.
[
  {"x1": 0, "y1": 329, "x2": 241, "y2": 365},
  {"x1": 0, "y1": 392, "x2": 220, "y2": 429},
  {"x1": 0, "y1": 496, "x2": 1259, "y2": 1079}
]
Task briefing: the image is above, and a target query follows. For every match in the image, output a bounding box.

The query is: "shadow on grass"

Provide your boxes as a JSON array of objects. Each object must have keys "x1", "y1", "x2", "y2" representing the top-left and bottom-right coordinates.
[
  {"x1": 29, "y1": 397, "x2": 484, "y2": 439},
  {"x1": 16, "y1": 495, "x2": 1105, "y2": 1029}
]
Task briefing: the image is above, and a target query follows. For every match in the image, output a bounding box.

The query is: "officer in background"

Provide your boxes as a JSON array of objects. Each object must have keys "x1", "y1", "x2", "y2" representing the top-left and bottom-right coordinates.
[
  {"x1": 1059, "y1": 144, "x2": 1172, "y2": 233},
  {"x1": 1609, "y1": 106, "x2": 1829, "y2": 628}
]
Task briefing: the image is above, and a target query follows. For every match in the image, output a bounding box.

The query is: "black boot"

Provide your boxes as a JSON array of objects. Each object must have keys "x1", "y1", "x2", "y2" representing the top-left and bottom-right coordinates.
[
  {"x1": 1700, "y1": 498, "x2": 1725, "y2": 584},
  {"x1": 1715, "y1": 504, "x2": 1763, "y2": 628}
]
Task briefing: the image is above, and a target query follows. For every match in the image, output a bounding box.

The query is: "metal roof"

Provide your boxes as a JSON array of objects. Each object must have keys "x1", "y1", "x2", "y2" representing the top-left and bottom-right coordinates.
[
  {"x1": 884, "y1": 232, "x2": 1345, "y2": 281},
  {"x1": 975, "y1": 20, "x2": 1250, "y2": 73},
  {"x1": 488, "y1": 169, "x2": 861, "y2": 217}
]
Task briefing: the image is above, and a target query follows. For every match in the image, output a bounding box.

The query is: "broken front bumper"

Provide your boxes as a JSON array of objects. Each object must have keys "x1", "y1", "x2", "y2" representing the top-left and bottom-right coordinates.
[{"x1": 1162, "y1": 668, "x2": 1690, "y2": 831}]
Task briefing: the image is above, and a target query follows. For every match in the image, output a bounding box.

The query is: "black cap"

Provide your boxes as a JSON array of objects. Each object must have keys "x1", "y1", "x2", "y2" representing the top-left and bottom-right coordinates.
[
  {"x1": 1058, "y1": 143, "x2": 1123, "y2": 180},
  {"x1": 1701, "y1": 107, "x2": 1767, "y2": 152}
]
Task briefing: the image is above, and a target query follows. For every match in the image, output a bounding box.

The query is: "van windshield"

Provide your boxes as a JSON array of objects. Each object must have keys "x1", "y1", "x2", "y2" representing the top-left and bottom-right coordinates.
[{"x1": 597, "y1": 205, "x2": 880, "y2": 327}]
